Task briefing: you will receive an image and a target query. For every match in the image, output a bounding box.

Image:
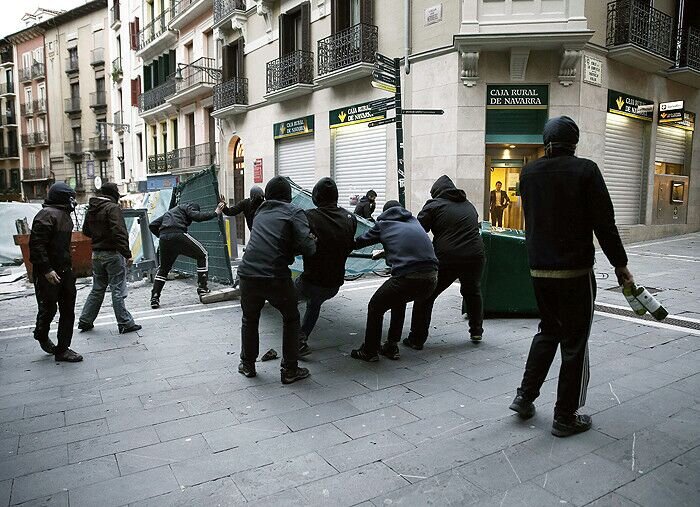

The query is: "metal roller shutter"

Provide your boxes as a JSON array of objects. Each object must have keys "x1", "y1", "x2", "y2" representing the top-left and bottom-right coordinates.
[
  {"x1": 276, "y1": 135, "x2": 316, "y2": 192},
  {"x1": 603, "y1": 114, "x2": 645, "y2": 225},
  {"x1": 655, "y1": 125, "x2": 687, "y2": 165},
  {"x1": 333, "y1": 123, "x2": 387, "y2": 214}
]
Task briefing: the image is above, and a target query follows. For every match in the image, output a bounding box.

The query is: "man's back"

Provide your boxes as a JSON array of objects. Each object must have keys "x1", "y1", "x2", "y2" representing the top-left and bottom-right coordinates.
[{"x1": 302, "y1": 206, "x2": 356, "y2": 288}]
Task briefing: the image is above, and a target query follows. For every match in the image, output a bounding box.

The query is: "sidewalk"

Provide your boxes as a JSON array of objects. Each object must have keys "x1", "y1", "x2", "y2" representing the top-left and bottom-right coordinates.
[{"x1": 0, "y1": 233, "x2": 698, "y2": 506}]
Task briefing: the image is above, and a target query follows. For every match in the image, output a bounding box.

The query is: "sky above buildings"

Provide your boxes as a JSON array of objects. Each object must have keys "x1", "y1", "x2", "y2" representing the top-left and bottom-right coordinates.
[{"x1": 0, "y1": 0, "x2": 86, "y2": 39}]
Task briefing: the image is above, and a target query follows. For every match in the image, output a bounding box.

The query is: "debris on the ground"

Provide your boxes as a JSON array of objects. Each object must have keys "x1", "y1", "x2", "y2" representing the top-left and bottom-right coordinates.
[
  {"x1": 261, "y1": 349, "x2": 278, "y2": 361},
  {"x1": 200, "y1": 287, "x2": 240, "y2": 304}
]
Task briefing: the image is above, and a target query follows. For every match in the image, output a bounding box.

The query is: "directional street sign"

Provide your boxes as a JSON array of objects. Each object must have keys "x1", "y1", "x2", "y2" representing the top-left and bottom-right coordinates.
[
  {"x1": 368, "y1": 97, "x2": 396, "y2": 109},
  {"x1": 372, "y1": 71, "x2": 396, "y2": 85},
  {"x1": 375, "y1": 52, "x2": 396, "y2": 67},
  {"x1": 371, "y1": 81, "x2": 397, "y2": 94},
  {"x1": 368, "y1": 117, "x2": 397, "y2": 128},
  {"x1": 400, "y1": 109, "x2": 444, "y2": 115}
]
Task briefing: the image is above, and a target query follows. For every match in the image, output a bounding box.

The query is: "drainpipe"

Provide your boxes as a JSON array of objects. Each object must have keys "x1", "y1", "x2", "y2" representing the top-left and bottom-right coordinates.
[
  {"x1": 404, "y1": 0, "x2": 411, "y2": 74},
  {"x1": 676, "y1": 0, "x2": 686, "y2": 66}
]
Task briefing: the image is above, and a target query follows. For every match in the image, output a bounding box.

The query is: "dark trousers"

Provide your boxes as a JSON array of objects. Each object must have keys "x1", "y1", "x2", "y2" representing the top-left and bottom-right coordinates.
[
  {"x1": 240, "y1": 277, "x2": 299, "y2": 369},
  {"x1": 491, "y1": 207, "x2": 504, "y2": 227},
  {"x1": 409, "y1": 258, "x2": 485, "y2": 344},
  {"x1": 34, "y1": 269, "x2": 76, "y2": 353},
  {"x1": 152, "y1": 233, "x2": 208, "y2": 297},
  {"x1": 363, "y1": 273, "x2": 438, "y2": 354},
  {"x1": 295, "y1": 277, "x2": 340, "y2": 340},
  {"x1": 518, "y1": 272, "x2": 595, "y2": 417}
]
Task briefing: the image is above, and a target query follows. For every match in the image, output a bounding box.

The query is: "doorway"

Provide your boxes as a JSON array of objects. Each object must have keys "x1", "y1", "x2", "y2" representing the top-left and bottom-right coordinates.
[{"x1": 232, "y1": 139, "x2": 245, "y2": 245}]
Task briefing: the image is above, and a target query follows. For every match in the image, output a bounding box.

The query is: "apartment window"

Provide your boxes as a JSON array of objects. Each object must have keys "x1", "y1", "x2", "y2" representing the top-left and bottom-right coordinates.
[
  {"x1": 119, "y1": 141, "x2": 125, "y2": 179},
  {"x1": 74, "y1": 162, "x2": 82, "y2": 183},
  {"x1": 136, "y1": 133, "x2": 143, "y2": 161},
  {"x1": 25, "y1": 118, "x2": 33, "y2": 134},
  {"x1": 24, "y1": 87, "x2": 32, "y2": 107},
  {"x1": 185, "y1": 41, "x2": 193, "y2": 64},
  {"x1": 68, "y1": 47, "x2": 78, "y2": 66},
  {"x1": 171, "y1": 118, "x2": 178, "y2": 149},
  {"x1": 222, "y1": 39, "x2": 244, "y2": 80},
  {"x1": 37, "y1": 83, "x2": 45, "y2": 101},
  {"x1": 96, "y1": 77, "x2": 105, "y2": 93},
  {"x1": 70, "y1": 82, "x2": 79, "y2": 99},
  {"x1": 332, "y1": 0, "x2": 372, "y2": 33},
  {"x1": 100, "y1": 159, "x2": 109, "y2": 180},
  {"x1": 10, "y1": 169, "x2": 19, "y2": 190},
  {"x1": 37, "y1": 116, "x2": 45, "y2": 132},
  {"x1": 33, "y1": 47, "x2": 43, "y2": 64},
  {"x1": 22, "y1": 52, "x2": 31, "y2": 69},
  {"x1": 0, "y1": 169, "x2": 5, "y2": 188},
  {"x1": 29, "y1": 151, "x2": 36, "y2": 169},
  {"x1": 205, "y1": 30, "x2": 214, "y2": 59},
  {"x1": 73, "y1": 127, "x2": 81, "y2": 143},
  {"x1": 279, "y1": 2, "x2": 310, "y2": 56}
]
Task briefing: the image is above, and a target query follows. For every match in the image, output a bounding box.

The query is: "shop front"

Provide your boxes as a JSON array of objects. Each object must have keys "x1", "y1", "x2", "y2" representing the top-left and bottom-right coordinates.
[
  {"x1": 274, "y1": 115, "x2": 316, "y2": 192},
  {"x1": 330, "y1": 101, "x2": 387, "y2": 213}
]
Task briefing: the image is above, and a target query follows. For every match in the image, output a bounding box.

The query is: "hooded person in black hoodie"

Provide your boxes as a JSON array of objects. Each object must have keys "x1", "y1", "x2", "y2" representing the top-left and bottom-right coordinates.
[
  {"x1": 221, "y1": 185, "x2": 265, "y2": 231},
  {"x1": 351, "y1": 201, "x2": 438, "y2": 362},
  {"x1": 77, "y1": 183, "x2": 142, "y2": 335},
  {"x1": 405, "y1": 175, "x2": 485, "y2": 349},
  {"x1": 296, "y1": 177, "x2": 357, "y2": 356},
  {"x1": 29, "y1": 182, "x2": 82, "y2": 362},
  {"x1": 236, "y1": 176, "x2": 316, "y2": 384},
  {"x1": 354, "y1": 189, "x2": 377, "y2": 220}
]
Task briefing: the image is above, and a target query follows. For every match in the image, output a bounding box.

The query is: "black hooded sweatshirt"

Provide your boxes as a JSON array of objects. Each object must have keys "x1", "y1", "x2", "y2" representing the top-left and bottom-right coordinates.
[
  {"x1": 149, "y1": 203, "x2": 217, "y2": 238},
  {"x1": 223, "y1": 186, "x2": 264, "y2": 231},
  {"x1": 354, "y1": 192, "x2": 376, "y2": 219},
  {"x1": 417, "y1": 175, "x2": 484, "y2": 265},
  {"x1": 29, "y1": 184, "x2": 75, "y2": 276},
  {"x1": 83, "y1": 196, "x2": 132, "y2": 259},
  {"x1": 301, "y1": 178, "x2": 358, "y2": 288}
]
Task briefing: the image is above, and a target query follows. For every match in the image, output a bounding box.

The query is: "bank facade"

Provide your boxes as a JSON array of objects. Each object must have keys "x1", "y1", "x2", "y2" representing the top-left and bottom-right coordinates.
[{"x1": 213, "y1": 0, "x2": 699, "y2": 245}]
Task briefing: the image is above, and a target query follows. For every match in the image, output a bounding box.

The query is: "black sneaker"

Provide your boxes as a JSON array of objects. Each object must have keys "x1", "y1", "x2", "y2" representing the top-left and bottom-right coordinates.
[
  {"x1": 552, "y1": 414, "x2": 592, "y2": 437},
  {"x1": 470, "y1": 335, "x2": 482, "y2": 343},
  {"x1": 38, "y1": 339, "x2": 56, "y2": 354},
  {"x1": 197, "y1": 287, "x2": 211, "y2": 296},
  {"x1": 350, "y1": 346, "x2": 379, "y2": 363},
  {"x1": 150, "y1": 296, "x2": 160, "y2": 309},
  {"x1": 281, "y1": 366, "x2": 310, "y2": 385},
  {"x1": 55, "y1": 349, "x2": 83, "y2": 362},
  {"x1": 402, "y1": 338, "x2": 423, "y2": 351},
  {"x1": 380, "y1": 342, "x2": 400, "y2": 360},
  {"x1": 299, "y1": 342, "x2": 311, "y2": 357},
  {"x1": 118, "y1": 324, "x2": 142, "y2": 334},
  {"x1": 238, "y1": 362, "x2": 256, "y2": 378},
  {"x1": 78, "y1": 322, "x2": 94, "y2": 332},
  {"x1": 509, "y1": 395, "x2": 536, "y2": 419}
]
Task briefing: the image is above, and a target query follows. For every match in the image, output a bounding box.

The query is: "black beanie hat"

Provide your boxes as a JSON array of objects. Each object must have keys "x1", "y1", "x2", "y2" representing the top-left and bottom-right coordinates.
[
  {"x1": 312, "y1": 177, "x2": 338, "y2": 207},
  {"x1": 46, "y1": 182, "x2": 76, "y2": 206},
  {"x1": 99, "y1": 182, "x2": 122, "y2": 202},
  {"x1": 265, "y1": 176, "x2": 292, "y2": 203},
  {"x1": 383, "y1": 200, "x2": 402, "y2": 212},
  {"x1": 249, "y1": 185, "x2": 264, "y2": 201},
  {"x1": 543, "y1": 116, "x2": 579, "y2": 146}
]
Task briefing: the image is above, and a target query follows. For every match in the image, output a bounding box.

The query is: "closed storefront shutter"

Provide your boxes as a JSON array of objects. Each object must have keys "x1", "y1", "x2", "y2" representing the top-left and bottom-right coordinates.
[
  {"x1": 276, "y1": 135, "x2": 316, "y2": 192},
  {"x1": 604, "y1": 114, "x2": 645, "y2": 225},
  {"x1": 333, "y1": 123, "x2": 387, "y2": 214},
  {"x1": 655, "y1": 125, "x2": 686, "y2": 164}
]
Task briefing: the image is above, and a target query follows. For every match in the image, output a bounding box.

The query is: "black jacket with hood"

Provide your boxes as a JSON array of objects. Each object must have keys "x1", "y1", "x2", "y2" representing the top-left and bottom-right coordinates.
[
  {"x1": 355, "y1": 204, "x2": 438, "y2": 277},
  {"x1": 149, "y1": 203, "x2": 218, "y2": 238},
  {"x1": 29, "y1": 183, "x2": 75, "y2": 276},
  {"x1": 417, "y1": 175, "x2": 484, "y2": 265},
  {"x1": 83, "y1": 196, "x2": 132, "y2": 259},
  {"x1": 354, "y1": 191, "x2": 376, "y2": 219},
  {"x1": 223, "y1": 186, "x2": 264, "y2": 231},
  {"x1": 237, "y1": 176, "x2": 316, "y2": 279},
  {"x1": 301, "y1": 178, "x2": 357, "y2": 288}
]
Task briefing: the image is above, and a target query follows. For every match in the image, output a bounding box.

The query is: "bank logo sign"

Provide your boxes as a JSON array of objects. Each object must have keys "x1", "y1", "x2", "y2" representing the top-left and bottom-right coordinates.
[
  {"x1": 273, "y1": 115, "x2": 314, "y2": 139},
  {"x1": 607, "y1": 90, "x2": 654, "y2": 122},
  {"x1": 329, "y1": 101, "x2": 386, "y2": 128},
  {"x1": 486, "y1": 85, "x2": 548, "y2": 109},
  {"x1": 659, "y1": 100, "x2": 684, "y2": 124}
]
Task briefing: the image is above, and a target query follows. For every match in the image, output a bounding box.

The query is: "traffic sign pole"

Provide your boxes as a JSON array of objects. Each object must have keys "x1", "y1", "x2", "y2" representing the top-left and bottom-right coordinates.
[{"x1": 393, "y1": 57, "x2": 405, "y2": 207}]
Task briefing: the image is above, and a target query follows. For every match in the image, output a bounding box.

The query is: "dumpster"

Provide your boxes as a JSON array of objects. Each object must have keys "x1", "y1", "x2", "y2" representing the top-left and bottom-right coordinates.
[
  {"x1": 478, "y1": 222, "x2": 538, "y2": 316},
  {"x1": 13, "y1": 232, "x2": 93, "y2": 283}
]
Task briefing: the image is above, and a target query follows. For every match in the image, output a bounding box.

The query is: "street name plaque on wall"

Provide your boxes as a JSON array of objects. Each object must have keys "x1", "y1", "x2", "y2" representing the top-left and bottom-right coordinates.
[
  {"x1": 273, "y1": 115, "x2": 315, "y2": 139},
  {"x1": 583, "y1": 55, "x2": 603, "y2": 87},
  {"x1": 607, "y1": 90, "x2": 654, "y2": 122}
]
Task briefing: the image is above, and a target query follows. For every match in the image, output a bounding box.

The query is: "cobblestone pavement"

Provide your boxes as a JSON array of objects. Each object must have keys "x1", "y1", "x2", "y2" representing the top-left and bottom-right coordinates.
[{"x1": 0, "y1": 233, "x2": 698, "y2": 506}]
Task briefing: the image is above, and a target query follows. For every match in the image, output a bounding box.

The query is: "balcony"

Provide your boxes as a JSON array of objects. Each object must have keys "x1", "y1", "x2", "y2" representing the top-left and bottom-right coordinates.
[
  {"x1": 147, "y1": 152, "x2": 178, "y2": 174},
  {"x1": 112, "y1": 57, "x2": 123, "y2": 82},
  {"x1": 137, "y1": 8, "x2": 177, "y2": 61},
  {"x1": 0, "y1": 49, "x2": 13, "y2": 66},
  {"x1": 31, "y1": 62, "x2": 45, "y2": 80},
  {"x1": 606, "y1": 0, "x2": 675, "y2": 73},
  {"x1": 667, "y1": 26, "x2": 700, "y2": 88},
  {"x1": 171, "y1": 0, "x2": 217, "y2": 31},
  {"x1": 19, "y1": 67, "x2": 32, "y2": 83},
  {"x1": 1, "y1": 112, "x2": 17, "y2": 125},
  {"x1": 90, "y1": 91, "x2": 108, "y2": 110},
  {"x1": 317, "y1": 23, "x2": 378, "y2": 87},
  {"x1": 110, "y1": 1, "x2": 121, "y2": 30},
  {"x1": 64, "y1": 140, "x2": 84, "y2": 157},
  {"x1": 0, "y1": 82, "x2": 13, "y2": 96},
  {"x1": 22, "y1": 167, "x2": 50, "y2": 181},
  {"x1": 0, "y1": 147, "x2": 19, "y2": 158},
  {"x1": 89, "y1": 137, "x2": 111, "y2": 153},
  {"x1": 113, "y1": 111, "x2": 125, "y2": 133},
  {"x1": 91, "y1": 48, "x2": 105, "y2": 67},
  {"x1": 170, "y1": 142, "x2": 216, "y2": 175},
  {"x1": 169, "y1": 57, "x2": 221, "y2": 105},
  {"x1": 20, "y1": 102, "x2": 34, "y2": 116},
  {"x1": 212, "y1": 77, "x2": 248, "y2": 117},
  {"x1": 138, "y1": 78, "x2": 177, "y2": 117},
  {"x1": 65, "y1": 57, "x2": 79, "y2": 74},
  {"x1": 64, "y1": 96, "x2": 81, "y2": 116},
  {"x1": 265, "y1": 50, "x2": 314, "y2": 102},
  {"x1": 214, "y1": 0, "x2": 247, "y2": 28},
  {"x1": 24, "y1": 131, "x2": 49, "y2": 147},
  {"x1": 34, "y1": 98, "x2": 47, "y2": 115}
]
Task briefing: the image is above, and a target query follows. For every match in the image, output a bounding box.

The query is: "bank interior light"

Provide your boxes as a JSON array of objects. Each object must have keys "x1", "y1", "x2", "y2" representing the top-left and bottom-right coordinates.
[{"x1": 509, "y1": 145, "x2": 516, "y2": 148}]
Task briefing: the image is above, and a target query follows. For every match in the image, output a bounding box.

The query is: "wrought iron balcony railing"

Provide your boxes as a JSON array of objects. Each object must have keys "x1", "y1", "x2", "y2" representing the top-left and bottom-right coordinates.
[
  {"x1": 110, "y1": 1, "x2": 120, "y2": 26},
  {"x1": 171, "y1": 142, "x2": 216, "y2": 172},
  {"x1": 65, "y1": 96, "x2": 81, "y2": 114},
  {"x1": 214, "y1": 0, "x2": 247, "y2": 24},
  {"x1": 23, "y1": 167, "x2": 49, "y2": 180},
  {"x1": 21, "y1": 133, "x2": 32, "y2": 146},
  {"x1": 138, "y1": 77, "x2": 176, "y2": 112},
  {"x1": 20, "y1": 102, "x2": 34, "y2": 116},
  {"x1": 0, "y1": 147, "x2": 19, "y2": 158},
  {"x1": 266, "y1": 50, "x2": 314, "y2": 93},
  {"x1": 0, "y1": 82, "x2": 14, "y2": 95},
  {"x1": 138, "y1": 8, "x2": 173, "y2": 51},
  {"x1": 19, "y1": 67, "x2": 32, "y2": 82},
  {"x1": 64, "y1": 140, "x2": 83, "y2": 155},
  {"x1": 90, "y1": 91, "x2": 108, "y2": 109},
  {"x1": 318, "y1": 23, "x2": 378, "y2": 76},
  {"x1": 91, "y1": 48, "x2": 105, "y2": 66},
  {"x1": 175, "y1": 57, "x2": 221, "y2": 93},
  {"x1": 112, "y1": 57, "x2": 123, "y2": 75},
  {"x1": 606, "y1": 0, "x2": 674, "y2": 60},
  {"x1": 27, "y1": 131, "x2": 49, "y2": 146},
  {"x1": 677, "y1": 26, "x2": 700, "y2": 70},
  {"x1": 114, "y1": 110, "x2": 123, "y2": 126},
  {"x1": 65, "y1": 57, "x2": 80, "y2": 74},
  {"x1": 147, "y1": 151, "x2": 178, "y2": 173},
  {"x1": 173, "y1": 0, "x2": 197, "y2": 18},
  {"x1": 31, "y1": 62, "x2": 45, "y2": 79},
  {"x1": 213, "y1": 77, "x2": 248, "y2": 110},
  {"x1": 2, "y1": 112, "x2": 16, "y2": 125},
  {"x1": 34, "y1": 99, "x2": 47, "y2": 114},
  {"x1": 89, "y1": 137, "x2": 111, "y2": 152},
  {"x1": 0, "y1": 49, "x2": 12, "y2": 65}
]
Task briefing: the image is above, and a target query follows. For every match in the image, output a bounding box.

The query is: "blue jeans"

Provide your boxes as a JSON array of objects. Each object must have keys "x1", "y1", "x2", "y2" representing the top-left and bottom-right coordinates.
[
  {"x1": 79, "y1": 251, "x2": 135, "y2": 327},
  {"x1": 294, "y1": 277, "x2": 339, "y2": 341}
]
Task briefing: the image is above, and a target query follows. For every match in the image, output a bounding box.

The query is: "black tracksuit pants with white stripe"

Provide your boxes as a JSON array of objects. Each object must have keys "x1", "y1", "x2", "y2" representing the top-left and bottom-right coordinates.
[
  {"x1": 518, "y1": 271, "x2": 595, "y2": 418},
  {"x1": 152, "y1": 233, "x2": 208, "y2": 297}
]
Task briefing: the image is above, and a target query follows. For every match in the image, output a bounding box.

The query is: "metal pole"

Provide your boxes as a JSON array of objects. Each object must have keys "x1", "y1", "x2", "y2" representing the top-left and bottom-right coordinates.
[{"x1": 393, "y1": 57, "x2": 405, "y2": 207}]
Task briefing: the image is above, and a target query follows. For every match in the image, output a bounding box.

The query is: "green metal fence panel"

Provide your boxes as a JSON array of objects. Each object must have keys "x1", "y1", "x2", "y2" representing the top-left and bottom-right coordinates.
[{"x1": 169, "y1": 167, "x2": 233, "y2": 284}]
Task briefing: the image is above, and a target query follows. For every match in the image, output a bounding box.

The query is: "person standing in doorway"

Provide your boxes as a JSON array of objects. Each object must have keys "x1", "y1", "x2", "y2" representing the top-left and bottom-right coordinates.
[
  {"x1": 148, "y1": 201, "x2": 225, "y2": 308},
  {"x1": 354, "y1": 189, "x2": 377, "y2": 221},
  {"x1": 296, "y1": 177, "x2": 357, "y2": 356},
  {"x1": 489, "y1": 181, "x2": 511, "y2": 227},
  {"x1": 509, "y1": 116, "x2": 635, "y2": 438},
  {"x1": 29, "y1": 182, "x2": 82, "y2": 362},
  {"x1": 220, "y1": 185, "x2": 265, "y2": 231},
  {"x1": 77, "y1": 183, "x2": 142, "y2": 335},
  {"x1": 405, "y1": 175, "x2": 485, "y2": 349}
]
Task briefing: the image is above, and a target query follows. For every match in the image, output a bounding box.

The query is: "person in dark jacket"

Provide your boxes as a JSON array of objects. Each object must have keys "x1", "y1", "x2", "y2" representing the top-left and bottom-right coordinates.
[
  {"x1": 221, "y1": 185, "x2": 265, "y2": 231},
  {"x1": 148, "y1": 201, "x2": 224, "y2": 308},
  {"x1": 351, "y1": 201, "x2": 438, "y2": 362},
  {"x1": 28, "y1": 182, "x2": 82, "y2": 362},
  {"x1": 509, "y1": 116, "x2": 635, "y2": 438},
  {"x1": 296, "y1": 177, "x2": 357, "y2": 356},
  {"x1": 354, "y1": 189, "x2": 377, "y2": 220},
  {"x1": 77, "y1": 183, "x2": 142, "y2": 335},
  {"x1": 489, "y1": 181, "x2": 511, "y2": 227},
  {"x1": 237, "y1": 176, "x2": 316, "y2": 384},
  {"x1": 405, "y1": 175, "x2": 485, "y2": 349}
]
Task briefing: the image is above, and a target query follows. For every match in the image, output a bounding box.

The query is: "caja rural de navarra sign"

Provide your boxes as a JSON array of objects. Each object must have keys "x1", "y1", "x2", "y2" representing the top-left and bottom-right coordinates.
[{"x1": 487, "y1": 85, "x2": 549, "y2": 109}]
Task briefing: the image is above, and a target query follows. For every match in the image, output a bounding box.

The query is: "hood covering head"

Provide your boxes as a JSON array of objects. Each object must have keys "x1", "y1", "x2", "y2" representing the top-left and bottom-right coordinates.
[
  {"x1": 312, "y1": 177, "x2": 339, "y2": 207},
  {"x1": 366, "y1": 189, "x2": 377, "y2": 200},
  {"x1": 265, "y1": 176, "x2": 292, "y2": 203},
  {"x1": 543, "y1": 116, "x2": 579, "y2": 156},
  {"x1": 383, "y1": 200, "x2": 402, "y2": 212},
  {"x1": 46, "y1": 182, "x2": 77, "y2": 208},
  {"x1": 379, "y1": 201, "x2": 413, "y2": 222},
  {"x1": 99, "y1": 182, "x2": 123, "y2": 203},
  {"x1": 249, "y1": 185, "x2": 264, "y2": 202},
  {"x1": 430, "y1": 175, "x2": 467, "y2": 202}
]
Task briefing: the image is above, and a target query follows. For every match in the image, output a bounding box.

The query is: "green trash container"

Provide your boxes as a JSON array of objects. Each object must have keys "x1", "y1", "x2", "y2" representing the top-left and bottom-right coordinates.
[{"x1": 478, "y1": 222, "x2": 539, "y2": 316}]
